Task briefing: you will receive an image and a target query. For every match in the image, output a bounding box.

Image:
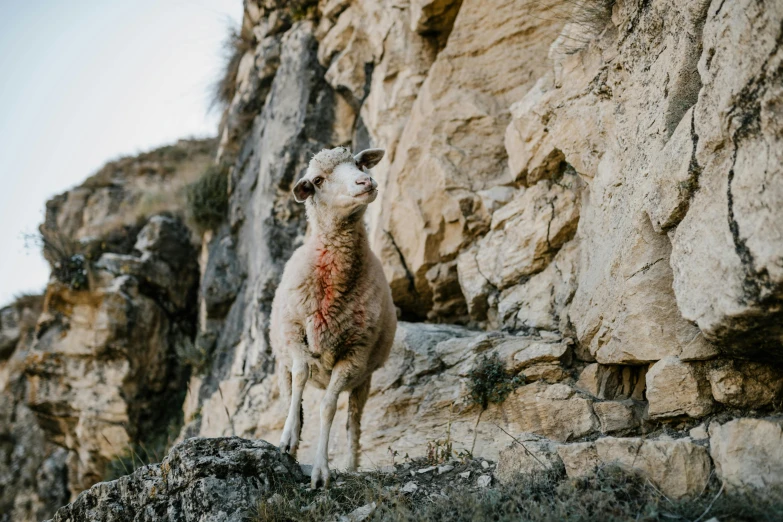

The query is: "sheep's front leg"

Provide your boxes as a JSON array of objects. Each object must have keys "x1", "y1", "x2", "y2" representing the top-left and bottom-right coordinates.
[
  {"x1": 346, "y1": 376, "x2": 371, "y2": 471},
  {"x1": 311, "y1": 363, "x2": 351, "y2": 489},
  {"x1": 279, "y1": 358, "x2": 308, "y2": 457}
]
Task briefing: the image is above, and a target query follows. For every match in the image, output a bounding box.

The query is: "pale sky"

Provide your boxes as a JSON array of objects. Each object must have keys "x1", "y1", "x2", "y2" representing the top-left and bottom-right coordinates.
[{"x1": 0, "y1": 0, "x2": 242, "y2": 305}]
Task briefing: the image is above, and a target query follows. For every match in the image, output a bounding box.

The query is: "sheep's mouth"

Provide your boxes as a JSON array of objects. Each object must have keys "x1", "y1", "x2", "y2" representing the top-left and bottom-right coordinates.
[{"x1": 354, "y1": 188, "x2": 377, "y2": 198}]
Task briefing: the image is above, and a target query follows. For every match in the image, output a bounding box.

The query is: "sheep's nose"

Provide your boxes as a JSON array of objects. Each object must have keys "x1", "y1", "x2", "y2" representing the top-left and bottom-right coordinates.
[{"x1": 356, "y1": 176, "x2": 374, "y2": 188}]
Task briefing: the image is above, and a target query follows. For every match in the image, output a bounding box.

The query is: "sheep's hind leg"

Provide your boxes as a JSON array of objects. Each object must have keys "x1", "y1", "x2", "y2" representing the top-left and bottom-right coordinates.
[
  {"x1": 279, "y1": 359, "x2": 308, "y2": 457},
  {"x1": 311, "y1": 362, "x2": 352, "y2": 489},
  {"x1": 346, "y1": 376, "x2": 371, "y2": 471}
]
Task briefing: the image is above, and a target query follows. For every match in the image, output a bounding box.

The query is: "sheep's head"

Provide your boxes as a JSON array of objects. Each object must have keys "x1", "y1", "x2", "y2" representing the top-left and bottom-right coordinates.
[{"x1": 293, "y1": 147, "x2": 385, "y2": 217}]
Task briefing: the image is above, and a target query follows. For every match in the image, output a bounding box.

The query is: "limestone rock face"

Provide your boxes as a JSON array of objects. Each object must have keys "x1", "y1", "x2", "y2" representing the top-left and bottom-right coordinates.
[
  {"x1": 374, "y1": 0, "x2": 566, "y2": 319},
  {"x1": 42, "y1": 139, "x2": 214, "y2": 242},
  {"x1": 558, "y1": 437, "x2": 712, "y2": 499},
  {"x1": 670, "y1": 0, "x2": 783, "y2": 359},
  {"x1": 706, "y1": 360, "x2": 783, "y2": 409},
  {"x1": 182, "y1": 21, "x2": 348, "y2": 444},
  {"x1": 46, "y1": 438, "x2": 304, "y2": 522},
  {"x1": 0, "y1": 299, "x2": 69, "y2": 522},
  {"x1": 194, "y1": 322, "x2": 585, "y2": 466},
  {"x1": 26, "y1": 216, "x2": 198, "y2": 497},
  {"x1": 179, "y1": 0, "x2": 781, "y2": 500},
  {"x1": 709, "y1": 418, "x2": 783, "y2": 493}
]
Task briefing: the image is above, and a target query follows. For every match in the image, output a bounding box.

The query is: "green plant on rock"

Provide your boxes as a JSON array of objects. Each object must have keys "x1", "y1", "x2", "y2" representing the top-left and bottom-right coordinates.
[
  {"x1": 186, "y1": 164, "x2": 229, "y2": 233},
  {"x1": 468, "y1": 353, "x2": 525, "y2": 409}
]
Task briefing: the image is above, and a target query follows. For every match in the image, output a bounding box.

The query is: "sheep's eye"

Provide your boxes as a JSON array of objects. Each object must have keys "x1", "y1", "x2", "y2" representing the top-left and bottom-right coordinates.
[{"x1": 313, "y1": 176, "x2": 324, "y2": 187}]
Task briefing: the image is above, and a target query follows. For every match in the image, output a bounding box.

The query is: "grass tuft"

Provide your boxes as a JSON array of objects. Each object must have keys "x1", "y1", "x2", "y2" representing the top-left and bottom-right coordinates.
[
  {"x1": 212, "y1": 27, "x2": 256, "y2": 109},
  {"x1": 186, "y1": 164, "x2": 229, "y2": 233}
]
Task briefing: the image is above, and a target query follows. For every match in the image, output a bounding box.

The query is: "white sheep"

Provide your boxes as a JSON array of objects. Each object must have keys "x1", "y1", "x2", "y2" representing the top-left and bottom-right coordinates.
[{"x1": 269, "y1": 146, "x2": 397, "y2": 489}]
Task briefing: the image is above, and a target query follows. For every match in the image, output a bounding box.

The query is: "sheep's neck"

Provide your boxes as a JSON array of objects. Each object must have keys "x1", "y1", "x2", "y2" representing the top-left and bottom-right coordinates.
[{"x1": 310, "y1": 217, "x2": 366, "y2": 351}]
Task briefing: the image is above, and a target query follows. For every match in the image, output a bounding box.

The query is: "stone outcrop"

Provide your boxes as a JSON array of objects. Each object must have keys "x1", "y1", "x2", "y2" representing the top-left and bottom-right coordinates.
[
  {"x1": 0, "y1": 296, "x2": 69, "y2": 522},
  {"x1": 43, "y1": 139, "x2": 214, "y2": 243},
  {"x1": 26, "y1": 215, "x2": 199, "y2": 497},
  {"x1": 18, "y1": 141, "x2": 211, "y2": 498},
  {"x1": 46, "y1": 437, "x2": 303, "y2": 522},
  {"x1": 0, "y1": 298, "x2": 69, "y2": 522},
  {"x1": 179, "y1": 0, "x2": 783, "y2": 500}
]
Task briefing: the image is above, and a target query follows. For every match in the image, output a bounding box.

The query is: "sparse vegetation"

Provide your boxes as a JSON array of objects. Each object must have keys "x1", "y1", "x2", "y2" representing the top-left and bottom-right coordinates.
[
  {"x1": 287, "y1": 0, "x2": 318, "y2": 22},
  {"x1": 468, "y1": 353, "x2": 525, "y2": 409},
  {"x1": 186, "y1": 164, "x2": 229, "y2": 232},
  {"x1": 252, "y1": 463, "x2": 783, "y2": 522},
  {"x1": 33, "y1": 228, "x2": 90, "y2": 290},
  {"x1": 213, "y1": 27, "x2": 256, "y2": 109},
  {"x1": 174, "y1": 334, "x2": 214, "y2": 374}
]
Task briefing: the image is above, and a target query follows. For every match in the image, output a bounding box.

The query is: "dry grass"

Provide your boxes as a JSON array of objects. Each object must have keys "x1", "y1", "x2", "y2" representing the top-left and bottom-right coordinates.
[
  {"x1": 253, "y1": 464, "x2": 783, "y2": 522},
  {"x1": 212, "y1": 27, "x2": 256, "y2": 109}
]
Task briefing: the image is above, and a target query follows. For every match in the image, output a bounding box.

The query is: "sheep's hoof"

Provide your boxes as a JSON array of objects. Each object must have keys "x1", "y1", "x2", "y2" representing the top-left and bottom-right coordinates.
[
  {"x1": 278, "y1": 434, "x2": 298, "y2": 456},
  {"x1": 279, "y1": 442, "x2": 296, "y2": 455},
  {"x1": 310, "y1": 463, "x2": 330, "y2": 490}
]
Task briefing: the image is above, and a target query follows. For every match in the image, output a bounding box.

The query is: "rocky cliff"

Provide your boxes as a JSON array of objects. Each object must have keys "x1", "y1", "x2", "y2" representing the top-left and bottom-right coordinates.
[{"x1": 3, "y1": 0, "x2": 783, "y2": 519}]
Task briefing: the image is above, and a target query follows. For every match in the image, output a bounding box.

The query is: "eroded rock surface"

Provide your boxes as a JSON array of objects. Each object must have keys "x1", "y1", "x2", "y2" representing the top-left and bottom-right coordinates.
[
  {"x1": 0, "y1": 299, "x2": 69, "y2": 522},
  {"x1": 558, "y1": 436, "x2": 712, "y2": 499},
  {"x1": 46, "y1": 437, "x2": 303, "y2": 522},
  {"x1": 709, "y1": 418, "x2": 783, "y2": 493}
]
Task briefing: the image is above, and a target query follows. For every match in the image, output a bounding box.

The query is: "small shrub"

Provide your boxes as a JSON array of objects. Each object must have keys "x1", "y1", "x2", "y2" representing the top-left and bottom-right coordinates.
[
  {"x1": 468, "y1": 353, "x2": 525, "y2": 409},
  {"x1": 31, "y1": 228, "x2": 90, "y2": 290},
  {"x1": 186, "y1": 165, "x2": 229, "y2": 232}
]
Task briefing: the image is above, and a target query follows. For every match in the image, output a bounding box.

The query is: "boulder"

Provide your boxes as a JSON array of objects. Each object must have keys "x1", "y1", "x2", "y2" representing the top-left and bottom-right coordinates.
[
  {"x1": 709, "y1": 418, "x2": 783, "y2": 493},
  {"x1": 46, "y1": 438, "x2": 304, "y2": 522}
]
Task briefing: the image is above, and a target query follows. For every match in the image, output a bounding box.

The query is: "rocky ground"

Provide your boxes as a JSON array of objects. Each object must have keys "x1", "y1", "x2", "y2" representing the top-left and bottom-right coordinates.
[{"x1": 46, "y1": 437, "x2": 783, "y2": 522}]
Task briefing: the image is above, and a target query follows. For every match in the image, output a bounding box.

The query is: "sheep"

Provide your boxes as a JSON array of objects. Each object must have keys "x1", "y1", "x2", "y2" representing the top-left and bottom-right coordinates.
[{"x1": 269, "y1": 146, "x2": 397, "y2": 489}]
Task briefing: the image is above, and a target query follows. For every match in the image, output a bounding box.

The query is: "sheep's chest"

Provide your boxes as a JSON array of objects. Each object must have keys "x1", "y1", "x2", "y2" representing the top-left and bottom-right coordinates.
[{"x1": 303, "y1": 247, "x2": 370, "y2": 364}]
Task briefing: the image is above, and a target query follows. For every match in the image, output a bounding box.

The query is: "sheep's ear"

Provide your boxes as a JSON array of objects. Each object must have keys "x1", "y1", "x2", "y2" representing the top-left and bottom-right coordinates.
[
  {"x1": 293, "y1": 179, "x2": 314, "y2": 203},
  {"x1": 354, "y1": 148, "x2": 385, "y2": 169}
]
